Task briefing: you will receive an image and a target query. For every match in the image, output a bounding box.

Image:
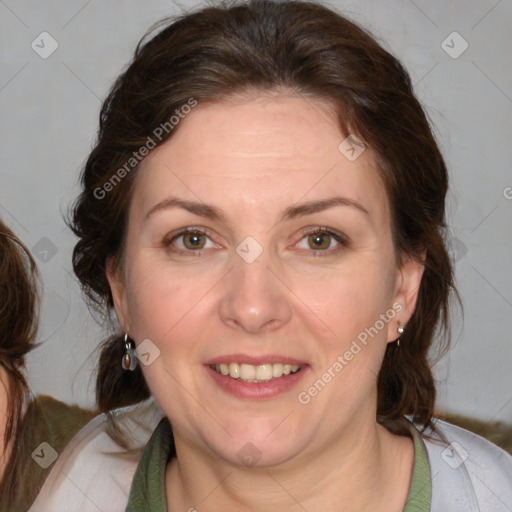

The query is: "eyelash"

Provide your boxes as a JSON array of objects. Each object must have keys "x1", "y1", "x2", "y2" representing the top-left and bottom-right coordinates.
[{"x1": 162, "y1": 226, "x2": 349, "y2": 257}]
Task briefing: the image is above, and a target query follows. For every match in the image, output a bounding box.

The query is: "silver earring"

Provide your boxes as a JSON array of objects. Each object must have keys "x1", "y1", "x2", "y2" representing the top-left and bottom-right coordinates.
[
  {"x1": 121, "y1": 333, "x2": 138, "y2": 371},
  {"x1": 396, "y1": 322, "x2": 405, "y2": 347}
]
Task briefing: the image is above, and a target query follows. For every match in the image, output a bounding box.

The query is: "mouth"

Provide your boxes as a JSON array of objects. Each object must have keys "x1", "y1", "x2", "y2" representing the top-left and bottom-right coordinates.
[
  {"x1": 210, "y1": 362, "x2": 303, "y2": 383},
  {"x1": 205, "y1": 356, "x2": 309, "y2": 399}
]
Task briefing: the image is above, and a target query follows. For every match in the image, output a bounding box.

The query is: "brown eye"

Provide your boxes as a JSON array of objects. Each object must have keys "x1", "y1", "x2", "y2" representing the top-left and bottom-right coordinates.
[
  {"x1": 164, "y1": 227, "x2": 217, "y2": 256},
  {"x1": 182, "y1": 231, "x2": 207, "y2": 250},
  {"x1": 295, "y1": 228, "x2": 348, "y2": 256},
  {"x1": 307, "y1": 232, "x2": 332, "y2": 250}
]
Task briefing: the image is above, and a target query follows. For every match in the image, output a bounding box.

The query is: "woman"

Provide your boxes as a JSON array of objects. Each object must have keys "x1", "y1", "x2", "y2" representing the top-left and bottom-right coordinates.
[
  {"x1": 0, "y1": 218, "x2": 39, "y2": 485},
  {"x1": 0, "y1": 219, "x2": 95, "y2": 511},
  {"x1": 32, "y1": 0, "x2": 512, "y2": 510}
]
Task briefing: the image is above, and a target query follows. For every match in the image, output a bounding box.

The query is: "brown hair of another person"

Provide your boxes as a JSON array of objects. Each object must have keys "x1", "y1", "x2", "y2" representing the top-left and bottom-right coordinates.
[
  {"x1": 69, "y1": 0, "x2": 458, "y2": 433},
  {"x1": 0, "y1": 218, "x2": 39, "y2": 445}
]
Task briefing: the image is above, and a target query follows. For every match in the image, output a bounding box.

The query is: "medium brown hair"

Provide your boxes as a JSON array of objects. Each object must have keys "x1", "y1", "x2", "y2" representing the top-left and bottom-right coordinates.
[
  {"x1": 70, "y1": 0, "x2": 456, "y2": 431},
  {"x1": 0, "y1": 219, "x2": 39, "y2": 444}
]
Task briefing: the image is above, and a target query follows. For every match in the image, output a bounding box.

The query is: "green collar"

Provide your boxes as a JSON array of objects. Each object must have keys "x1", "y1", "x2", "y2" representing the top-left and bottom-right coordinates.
[
  {"x1": 125, "y1": 418, "x2": 173, "y2": 511},
  {"x1": 126, "y1": 419, "x2": 431, "y2": 511},
  {"x1": 404, "y1": 421, "x2": 432, "y2": 510}
]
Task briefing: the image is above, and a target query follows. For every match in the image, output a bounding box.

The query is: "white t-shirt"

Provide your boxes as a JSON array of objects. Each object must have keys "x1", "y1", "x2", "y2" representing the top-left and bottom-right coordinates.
[{"x1": 29, "y1": 404, "x2": 512, "y2": 512}]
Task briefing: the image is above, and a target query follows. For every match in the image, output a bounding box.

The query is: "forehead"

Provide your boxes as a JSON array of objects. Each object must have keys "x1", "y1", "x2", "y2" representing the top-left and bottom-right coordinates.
[{"x1": 132, "y1": 94, "x2": 389, "y2": 224}]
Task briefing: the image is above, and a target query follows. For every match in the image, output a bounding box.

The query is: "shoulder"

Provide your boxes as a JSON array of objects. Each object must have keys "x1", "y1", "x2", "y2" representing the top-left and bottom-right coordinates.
[
  {"x1": 0, "y1": 394, "x2": 96, "y2": 512},
  {"x1": 28, "y1": 399, "x2": 164, "y2": 512},
  {"x1": 30, "y1": 394, "x2": 96, "y2": 445},
  {"x1": 418, "y1": 418, "x2": 512, "y2": 512}
]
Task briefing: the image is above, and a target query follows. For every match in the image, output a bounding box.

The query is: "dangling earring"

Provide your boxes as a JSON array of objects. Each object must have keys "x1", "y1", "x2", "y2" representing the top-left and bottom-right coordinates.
[
  {"x1": 396, "y1": 322, "x2": 405, "y2": 347},
  {"x1": 121, "y1": 333, "x2": 138, "y2": 371}
]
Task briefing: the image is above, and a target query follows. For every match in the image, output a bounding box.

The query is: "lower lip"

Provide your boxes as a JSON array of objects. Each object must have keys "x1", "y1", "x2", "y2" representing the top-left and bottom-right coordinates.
[{"x1": 206, "y1": 365, "x2": 309, "y2": 399}]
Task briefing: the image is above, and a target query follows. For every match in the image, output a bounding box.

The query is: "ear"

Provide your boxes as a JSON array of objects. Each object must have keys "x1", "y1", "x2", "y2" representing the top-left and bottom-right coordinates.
[
  {"x1": 387, "y1": 253, "x2": 425, "y2": 343},
  {"x1": 106, "y1": 256, "x2": 131, "y2": 333}
]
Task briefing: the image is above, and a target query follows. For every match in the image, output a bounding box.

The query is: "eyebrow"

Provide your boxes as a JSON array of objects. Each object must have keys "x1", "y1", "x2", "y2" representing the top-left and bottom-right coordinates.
[{"x1": 144, "y1": 196, "x2": 369, "y2": 223}]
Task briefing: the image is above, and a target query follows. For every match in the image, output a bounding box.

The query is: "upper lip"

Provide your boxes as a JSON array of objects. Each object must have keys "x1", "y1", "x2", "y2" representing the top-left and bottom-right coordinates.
[{"x1": 205, "y1": 354, "x2": 308, "y2": 366}]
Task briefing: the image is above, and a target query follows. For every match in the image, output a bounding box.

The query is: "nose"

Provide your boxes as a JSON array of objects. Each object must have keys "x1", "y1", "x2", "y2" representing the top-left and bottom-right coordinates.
[{"x1": 218, "y1": 250, "x2": 293, "y2": 334}]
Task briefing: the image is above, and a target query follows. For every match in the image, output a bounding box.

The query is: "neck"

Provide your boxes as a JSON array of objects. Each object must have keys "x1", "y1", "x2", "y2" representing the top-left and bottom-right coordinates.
[
  {"x1": 0, "y1": 366, "x2": 13, "y2": 483},
  {"x1": 165, "y1": 416, "x2": 414, "y2": 512}
]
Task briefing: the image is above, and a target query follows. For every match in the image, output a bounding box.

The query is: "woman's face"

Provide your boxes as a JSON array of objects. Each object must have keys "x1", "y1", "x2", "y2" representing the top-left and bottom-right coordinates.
[{"x1": 108, "y1": 93, "x2": 423, "y2": 467}]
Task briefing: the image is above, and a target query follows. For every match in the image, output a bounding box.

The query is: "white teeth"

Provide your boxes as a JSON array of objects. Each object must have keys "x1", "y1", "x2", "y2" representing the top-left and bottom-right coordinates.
[
  {"x1": 229, "y1": 363, "x2": 240, "y2": 378},
  {"x1": 240, "y1": 364, "x2": 256, "y2": 380},
  {"x1": 256, "y1": 364, "x2": 273, "y2": 381},
  {"x1": 213, "y1": 362, "x2": 302, "y2": 382},
  {"x1": 272, "y1": 363, "x2": 283, "y2": 378}
]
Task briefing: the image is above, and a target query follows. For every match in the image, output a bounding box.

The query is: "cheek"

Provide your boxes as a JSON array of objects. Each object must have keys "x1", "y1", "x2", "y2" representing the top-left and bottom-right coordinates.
[
  {"x1": 123, "y1": 260, "x2": 214, "y2": 414},
  {"x1": 290, "y1": 266, "x2": 394, "y2": 412},
  {"x1": 290, "y1": 257, "x2": 396, "y2": 341},
  {"x1": 286, "y1": 256, "x2": 397, "y2": 407},
  {"x1": 124, "y1": 256, "x2": 216, "y2": 341}
]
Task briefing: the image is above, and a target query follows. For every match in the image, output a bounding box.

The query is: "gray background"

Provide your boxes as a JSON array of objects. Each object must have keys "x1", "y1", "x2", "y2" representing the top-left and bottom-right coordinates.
[{"x1": 0, "y1": 0, "x2": 511, "y2": 423}]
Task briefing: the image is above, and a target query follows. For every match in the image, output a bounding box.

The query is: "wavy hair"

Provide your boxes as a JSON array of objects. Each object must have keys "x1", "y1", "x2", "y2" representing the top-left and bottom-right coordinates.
[{"x1": 70, "y1": 0, "x2": 457, "y2": 432}]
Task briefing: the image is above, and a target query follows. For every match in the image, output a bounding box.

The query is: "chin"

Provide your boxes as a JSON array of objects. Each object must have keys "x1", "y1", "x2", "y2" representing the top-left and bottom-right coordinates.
[{"x1": 206, "y1": 421, "x2": 307, "y2": 469}]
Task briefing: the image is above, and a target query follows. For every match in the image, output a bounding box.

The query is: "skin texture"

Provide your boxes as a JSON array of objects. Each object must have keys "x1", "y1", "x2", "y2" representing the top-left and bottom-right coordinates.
[
  {"x1": 0, "y1": 367, "x2": 12, "y2": 483},
  {"x1": 108, "y1": 92, "x2": 425, "y2": 511}
]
